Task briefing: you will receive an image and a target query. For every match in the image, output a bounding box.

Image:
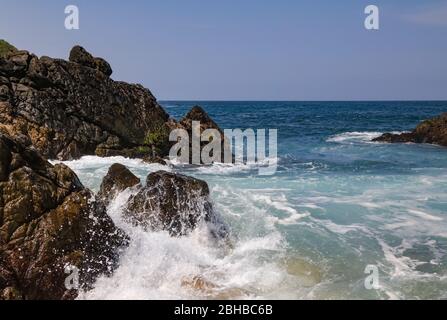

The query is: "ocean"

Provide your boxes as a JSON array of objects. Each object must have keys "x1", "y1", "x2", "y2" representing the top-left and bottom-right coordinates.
[{"x1": 59, "y1": 101, "x2": 447, "y2": 299}]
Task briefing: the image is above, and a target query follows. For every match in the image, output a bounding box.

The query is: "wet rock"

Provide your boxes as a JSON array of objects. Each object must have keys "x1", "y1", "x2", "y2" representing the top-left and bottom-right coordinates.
[
  {"x1": 124, "y1": 170, "x2": 220, "y2": 236},
  {"x1": 373, "y1": 113, "x2": 447, "y2": 147},
  {"x1": 0, "y1": 133, "x2": 128, "y2": 300},
  {"x1": 98, "y1": 163, "x2": 141, "y2": 206}
]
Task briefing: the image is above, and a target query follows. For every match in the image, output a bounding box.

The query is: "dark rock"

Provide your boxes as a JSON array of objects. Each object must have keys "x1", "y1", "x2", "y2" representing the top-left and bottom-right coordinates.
[
  {"x1": 98, "y1": 163, "x2": 141, "y2": 206},
  {"x1": 0, "y1": 133, "x2": 128, "y2": 300},
  {"x1": 174, "y1": 106, "x2": 232, "y2": 164},
  {"x1": 0, "y1": 45, "x2": 172, "y2": 161},
  {"x1": 373, "y1": 113, "x2": 447, "y2": 147},
  {"x1": 0, "y1": 43, "x2": 229, "y2": 163},
  {"x1": 179, "y1": 106, "x2": 224, "y2": 134},
  {"x1": 124, "y1": 171, "x2": 215, "y2": 236},
  {"x1": 69, "y1": 46, "x2": 113, "y2": 77}
]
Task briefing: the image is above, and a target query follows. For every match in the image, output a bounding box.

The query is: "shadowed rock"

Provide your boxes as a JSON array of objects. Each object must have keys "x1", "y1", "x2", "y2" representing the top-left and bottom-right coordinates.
[
  {"x1": 373, "y1": 113, "x2": 447, "y2": 147},
  {"x1": 0, "y1": 133, "x2": 128, "y2": 300},
  {"x1": 98, "y1": 163, "x2": 141, "y2": 206}
]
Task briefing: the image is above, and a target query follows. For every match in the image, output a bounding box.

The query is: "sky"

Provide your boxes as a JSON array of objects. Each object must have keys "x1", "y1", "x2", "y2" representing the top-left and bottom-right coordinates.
[{"x1": 0, "y1": 0, "x2": 446, "y2": 100}]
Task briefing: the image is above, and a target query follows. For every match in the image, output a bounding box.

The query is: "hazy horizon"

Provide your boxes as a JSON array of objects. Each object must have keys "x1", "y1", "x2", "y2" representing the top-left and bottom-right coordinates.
[{"x1": 1, "y1": 0, "x2": 446, "y2": 101}]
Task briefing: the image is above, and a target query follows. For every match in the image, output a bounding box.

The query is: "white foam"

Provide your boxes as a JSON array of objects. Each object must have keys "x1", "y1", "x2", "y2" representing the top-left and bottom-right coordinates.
[{"x1": 326, "y1": 131, "x2": 405, "y2": 144}]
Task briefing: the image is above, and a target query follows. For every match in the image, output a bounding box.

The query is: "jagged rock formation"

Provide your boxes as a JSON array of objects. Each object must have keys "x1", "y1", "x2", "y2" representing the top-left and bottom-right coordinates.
[
  {"x1": 97, "y1": 163, "x2": 141, "y2": 207},
  {"x1": 373, "y1": 113, "x2": 447, "y2": 147},
  {"x1": 0, "y1": 133, "x2": 128, "y2": 300},
  {"x1": 173, "y1": 105, "x2": 232, "y2": 164},
  {"x1": 0, "y1": 42, "x2": 230, "y2": 164},
  {"x1": 0, "y1": 44, "x2": 171, "y2": 161}
]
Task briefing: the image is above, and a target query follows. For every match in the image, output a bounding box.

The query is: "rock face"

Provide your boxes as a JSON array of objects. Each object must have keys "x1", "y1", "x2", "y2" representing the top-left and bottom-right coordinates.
[
  {"x1": 125, "y1": 171, "x2": 214, "y2": 236},
  {"x1": 179, "y1": 105, "x2": 224, "y2": 135},
  {"x1": 0, "y1": 41, "x2": 230, "y2": 163},
  {"x1": 98, "y1": 163, "x2": 140, "y2": 206},
  {"x1": 0, "y1": 45, "x2": 171, "y2": 160},
  {"x1": 0, "y1": 133, "x2": 128, "y2": 300},
  {"x1": 373, "y1": 113, "x2": 447, "y2": 147},
  {"x1": 174, "y1": 105, "x2": 232, "y2": 164}
]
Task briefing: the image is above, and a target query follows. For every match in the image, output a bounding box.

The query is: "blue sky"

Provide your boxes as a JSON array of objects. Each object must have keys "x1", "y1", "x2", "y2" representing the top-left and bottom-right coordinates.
[{"x1": 1, "y1": 0, "x2": 446, "y2": 100}]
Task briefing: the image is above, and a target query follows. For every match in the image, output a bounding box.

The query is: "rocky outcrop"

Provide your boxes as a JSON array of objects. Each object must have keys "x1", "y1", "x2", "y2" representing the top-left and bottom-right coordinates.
[
  {"x1": 0, "y1": 41, "x2": 231, "y2": 164},
  {"x1": 0, "y1": 133, "x2": 128, "y2": 300},
  {"x1": 97, "y1": 163, "x2": 140, "y2": 207},
  {"x1": 179, "y1": 105, "x2": 224, "y2": 135},
  {"x1": 373, "y1": 113, "x2": 447, "y2": 147},
  {"x1": 172, "y1": 105, "x2": 232, "y2": 164},
  {"x1": 0, "y1": 45, "x2": 171, "y2": 160}
]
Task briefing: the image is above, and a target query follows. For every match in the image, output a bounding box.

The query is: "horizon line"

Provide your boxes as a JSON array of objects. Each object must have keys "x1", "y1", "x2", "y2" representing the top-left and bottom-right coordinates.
[{"x1": 159, "y1": 99, "x2": 447, "y2": 103}]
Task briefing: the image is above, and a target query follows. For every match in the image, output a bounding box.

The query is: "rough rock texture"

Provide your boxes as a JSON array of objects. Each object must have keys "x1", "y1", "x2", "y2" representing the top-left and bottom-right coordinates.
[
  {"x1": 174, "y1": 105, "x2": 232, "y2": 163},
  {"x1": 0, "y1": 133, "x2": 128, "y2": 300},
  {"x1": 0, "y1": 41, "x2": 230, "y2": 165},
  {"x1": 98, "y1": 163, "x2": 140, "y2": 207},
  {"x1": 69, "y1": 45, "x2": 113, "y2": 77},
  {"x1": 124, "y1": 170, "x2": 222, "y2": 237},
  {"x1": 373, "y1": 113, "x2": 447, "y2": 147},
  {"x1": 0, "y1": 45, "x2": 171, "y2": 160},
  {"x1": 179, "y1": 105, "x2": 224, "y2": 135}
]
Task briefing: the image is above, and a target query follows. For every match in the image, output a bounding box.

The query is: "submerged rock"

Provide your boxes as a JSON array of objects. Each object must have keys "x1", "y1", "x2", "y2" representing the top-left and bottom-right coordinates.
[
  {"x1": 98, "y1": 163, "x2": 141, "y2": 206},
  {"x1": 0, "y1": 133, "x2": 128, "y2": 300},
  {"x1": 373, "y1": 113, "x2": 447, "y2": 147}
]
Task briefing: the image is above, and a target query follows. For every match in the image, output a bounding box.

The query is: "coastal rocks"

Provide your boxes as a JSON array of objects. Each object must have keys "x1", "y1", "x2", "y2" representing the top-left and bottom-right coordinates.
[
  {"x1": 173, "y1": 105, "x2": 232, "y2": 164},
  {"x1": 0, "y1": 43, "x2": 172, "y2": 161},
  {"x1": 69, "y1": 45, "x2": 113, "y2": 77},
  {"x1": 179, "y1": 105, "x2": 224, "y2": 135},
  {"x1": 0, "y1": 41, "x2": 230, "y2": 164},
  {"x1": 0, "y1": 133, "x2": 128, "y2": 300},
  {"x1": 124, "y1": 171, "x2": 214, "y2": 236},
  {"x1": 373, "y1": 113, "x2": 447, "y2": 147},
  {"x1": 98, "y1": 163, "x2": 141, "y2": 206}
]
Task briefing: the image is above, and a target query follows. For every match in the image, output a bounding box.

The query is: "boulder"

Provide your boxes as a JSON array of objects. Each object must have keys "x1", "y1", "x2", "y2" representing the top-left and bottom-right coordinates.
[
  {"x1": 98, "y1": 163, "x2": 141, "y2": 206},
  {"x1": 173, "y1": 106, "x2": 232, "y2": 164},
  {"x1": 179, "y1": 105, "x2": 224, "y2": 134},
  {"x1": 373, "y1": 113, "x2": 447, "y2": 147},
  {"x1": 0, "y1": 133, "x2": 128, "y2": 300},
  {"x1": 124, "y1": 171, "x2": 220, "y2": 237}
]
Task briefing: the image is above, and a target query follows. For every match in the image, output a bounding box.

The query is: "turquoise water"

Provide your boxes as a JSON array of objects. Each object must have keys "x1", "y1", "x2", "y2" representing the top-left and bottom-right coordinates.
[{"x1": 64, "y1": 101, "x2": 447, "y2": 300}]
